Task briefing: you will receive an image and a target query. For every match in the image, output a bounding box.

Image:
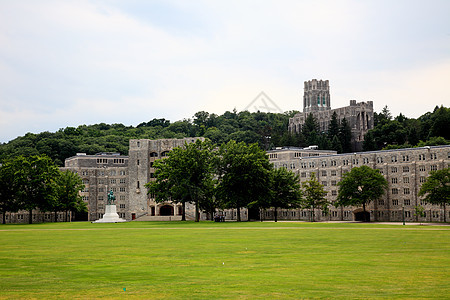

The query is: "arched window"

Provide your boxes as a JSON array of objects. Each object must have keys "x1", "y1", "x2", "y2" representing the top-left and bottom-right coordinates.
[
  {"x1": 150, "y1": 152, "x2": 158, "y2": 157},
  {"x1": 161, "y1": 151, "x2": 169, "y2": 157}
]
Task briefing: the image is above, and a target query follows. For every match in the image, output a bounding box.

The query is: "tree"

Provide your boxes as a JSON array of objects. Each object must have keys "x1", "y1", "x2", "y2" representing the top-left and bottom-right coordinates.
[
  {"x1": 339, "y1": 118, "x2": 352, "y2": 153},
  {"x1": 215, "y1": 141, "x2": 271, "y2": 221},
  {"x1": 55, "y1": 170, "x2": 87, "y2": 222},
  {"x1": 302, "y1": 113, "x2": 320, "y2": 146},
  {"x1": 328, "y1": 112, "x2": 340, "y2": 140},
  {"x1": 336, "y1": 166, "x2": 388, "y2": 222},
  {"x1": 418, "y1": 168, "x2": 450, "y2": 222},
  {"x1": 0, "y1": 160, "x2": 21, "y2": 224},
  {"x1": 266, "y1": 167, "x2": 303, "y2": 222},
  {"x1": 13, "y1": 155, "x2": 60, "y2": 224},
  {"x1": 146, "y1": 139, "x2": 216, "y2": 222},
  {"x1": 301, "y1": 172, "x2": 328, "y2": 222}
]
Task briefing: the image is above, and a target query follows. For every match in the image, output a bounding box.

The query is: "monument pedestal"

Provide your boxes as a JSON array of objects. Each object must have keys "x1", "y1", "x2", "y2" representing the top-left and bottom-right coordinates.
[{"x1": 93, "y1": 205, "x2": 126, "y2": 223}]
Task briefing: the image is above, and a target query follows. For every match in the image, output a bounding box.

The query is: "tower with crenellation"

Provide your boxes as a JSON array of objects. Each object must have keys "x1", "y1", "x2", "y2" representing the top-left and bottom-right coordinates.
[{"x1": 303, "y1": 79, "x2": 331, "y2": 113}]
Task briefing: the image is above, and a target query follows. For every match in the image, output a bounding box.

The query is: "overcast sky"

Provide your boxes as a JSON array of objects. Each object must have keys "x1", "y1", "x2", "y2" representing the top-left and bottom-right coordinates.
[{"x1": 1, "y1": 0, "x2": 449, "y2": 143}]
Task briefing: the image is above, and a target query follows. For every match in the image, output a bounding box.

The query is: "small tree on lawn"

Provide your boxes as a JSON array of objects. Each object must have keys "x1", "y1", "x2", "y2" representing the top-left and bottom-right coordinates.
[
  {"x1": 336, "y1": 165, "x2": 388, "y2": 222},
  {"x1": 302, "y1": 172, "x2": 328, "y2": 222},
  {"x1": 418, "y1": 168, "x2": 450, "y2": 222},
  {"x1": 264, "y1": 167, "x2": 303, "y2": 222},
  {"x1": 55, "y1": 170, "x2": 87, "y2": 222},
  {"x1": 146, "y1": 139, "x2": 216, "y2": 222}
]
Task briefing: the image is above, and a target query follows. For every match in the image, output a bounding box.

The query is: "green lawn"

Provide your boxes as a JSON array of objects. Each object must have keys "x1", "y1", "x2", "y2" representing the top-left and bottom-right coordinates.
[{"x1": 0, "y1": 221, "x2": 449, "y2": 299}]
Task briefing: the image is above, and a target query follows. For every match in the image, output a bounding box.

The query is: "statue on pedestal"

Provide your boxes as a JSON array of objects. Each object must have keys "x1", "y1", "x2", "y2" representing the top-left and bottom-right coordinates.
[{"x1": 107, "y1": 189, "x2": 116, "y2": 205}]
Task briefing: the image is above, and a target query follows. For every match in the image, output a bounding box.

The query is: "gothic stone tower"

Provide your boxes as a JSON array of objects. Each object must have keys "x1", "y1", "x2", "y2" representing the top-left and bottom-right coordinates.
[
  {"x1": 289, "y1": 79, "x2": 374, "y2": 151},
  {"x1": 303, "y1": 79, "x2": 331, "y2": 113}
]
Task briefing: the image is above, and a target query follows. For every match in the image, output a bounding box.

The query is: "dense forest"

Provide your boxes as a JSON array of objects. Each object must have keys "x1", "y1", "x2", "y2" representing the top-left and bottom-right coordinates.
[{"x1": 0, "y1": 106, "x2": 448, "y2": 166}]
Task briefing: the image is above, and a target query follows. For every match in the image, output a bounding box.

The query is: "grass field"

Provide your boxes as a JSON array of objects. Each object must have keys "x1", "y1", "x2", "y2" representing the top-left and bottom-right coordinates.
[{"x1": 0, "y1": 221, "x2": 449, "y2": 299}]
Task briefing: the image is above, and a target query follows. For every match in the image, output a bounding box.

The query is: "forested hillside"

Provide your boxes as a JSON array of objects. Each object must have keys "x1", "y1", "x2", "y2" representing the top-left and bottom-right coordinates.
[{"x1": 0, "y1": 106, "x2": 448, "y2": 166}]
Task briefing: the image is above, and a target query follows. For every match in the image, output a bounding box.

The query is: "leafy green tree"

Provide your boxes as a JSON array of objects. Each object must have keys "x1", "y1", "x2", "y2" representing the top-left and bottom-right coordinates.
[
  {"x1": 301, "y1": 172, "x2": 328, "y2": 222},
  {"x1": 0, "y1": 161, "x2": 22, "y2": 224},
  {"x1": 331, "y1": 135, "x2": 343, "y2": 153},
  {"x1": 11, "y1": 155, "x2": 60, "y2": 224},
  {"x1": 55, "y1": 170, "x2": 87, "y2": 222},
  {"x1": 266, "y1": 167, "x2": 303, "y2": 222},
  {"x1": 146, "y1": 140, "x2": 216, "y2": 222},
  {"x1": 215, "y1": 141, "x2": 271, "y2": 221},
  {"x1": 418, "y1": 168, "x2": 450, "y2": 222},
  {"x1": 336, "y1": 166, "x2": 388, "y2": 222}
]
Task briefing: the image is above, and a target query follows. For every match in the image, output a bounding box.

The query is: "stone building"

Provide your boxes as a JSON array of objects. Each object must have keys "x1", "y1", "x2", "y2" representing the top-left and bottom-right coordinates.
[
  {"x1": 267, "y1": 145, "x2": 450, "y2": 223},
  {"x1": 63, "y1": 152, "x2": 129, "y2": 221},
  {"x1": 127, "y1": 137, "x2": 204, "y2": 221},
  {"x1": 288, "y1": 79, "x2": 374, "y2": 151},
  {"x1": 2, "y1": 139, "x2": 449, "y2": 224}
]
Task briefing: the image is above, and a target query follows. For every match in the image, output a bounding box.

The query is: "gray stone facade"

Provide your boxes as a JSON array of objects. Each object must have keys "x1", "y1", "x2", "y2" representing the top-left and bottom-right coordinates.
[
  {"x1": 63, "y1": 152, "x2": 129, "y2": 221},
  {"x1": 267, "y1": 145, "x2": 450, "y2": 222},
  {"x1": 289, "y1": 79, "x2": 374, "y2": 151},
  {"x1": 127, "y1": 137, "x2": 204, "y2": 221},
  {"x1": 2, "y1": 140, "x2": 449, "y2": 224}
]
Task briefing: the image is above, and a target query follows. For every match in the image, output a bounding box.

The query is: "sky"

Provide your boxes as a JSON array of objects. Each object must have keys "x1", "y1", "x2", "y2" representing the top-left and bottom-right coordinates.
[{"x1": 1, "y1": 0, "x2": 449, "y2": 143}]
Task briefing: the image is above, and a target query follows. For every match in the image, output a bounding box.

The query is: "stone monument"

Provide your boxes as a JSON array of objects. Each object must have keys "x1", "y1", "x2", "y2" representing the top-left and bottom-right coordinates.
[{"x1": 93, "y1": 190, "x2": 126, "y2": 223}]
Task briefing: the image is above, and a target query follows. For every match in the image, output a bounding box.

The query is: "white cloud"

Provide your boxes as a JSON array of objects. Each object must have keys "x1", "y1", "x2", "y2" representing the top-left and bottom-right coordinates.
[{"x1": 0, "y1": 0, "x2": 449, "y2": 142}]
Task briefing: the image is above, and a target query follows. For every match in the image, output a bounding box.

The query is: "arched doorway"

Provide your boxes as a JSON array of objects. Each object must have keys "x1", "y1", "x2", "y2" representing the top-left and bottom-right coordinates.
[
  {"x1": 354, "y1": 209, "x2": 370, "y2": 222},
  {"x1": 159, "y1": 205, "x2": 174, "y2": 216}
]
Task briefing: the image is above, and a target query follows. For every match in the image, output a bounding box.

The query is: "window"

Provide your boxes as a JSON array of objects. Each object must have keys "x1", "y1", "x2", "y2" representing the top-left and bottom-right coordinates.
[
  {"x1": 404, "y1": 188, "x2": 410, "y2": 194},
  {"x1": 301, "y1": 172, "x2": 307, "y2": 178},
  {"x1": 120, "y1": 171, "x2": 126, "y2": 176},
  {"x1": 391, "y1": 167, "x2": 398, "y2": 173},
  {"x1": 331, "y1": 170, "x2": 336, "y2": 176},
  {"x1": 419, "y1": 165, "x2": 426, "y2": 172},
  {"x1": 83, "y1": 179, "x2": 89, "y2": 185},
  {"x1": 110, "y1": 179, "x2": 116, "y2": 184},
  {"x1": 98, "y1": 179, "x2": 105, "y2": 185},
  {"x1": 352, "y1": 159, "x2": 359, "y2": 165},
  {"x1": 321, "y1": 161, "x2": 327, "y2": 167},
  {"x1": 331, "y1": 190, "x2": 337, "y2": 196},
  {"x1": 392, "y1": 188, "x2": 398, "y2": 195},
  {"x1": 97, "y1": 158, "x2": 108, "y2": 164},
  {"x1": 113, "y1": 158, "x2": 125, "y2": 164},
  {"x1": 322, "y1": 181, "x2": 327, "y2": 186},
  {"x1": 119, "y1": 179, "x2": 126, "y2": 184},
  {"x1": 137, "y1": 141, "x2": 140, "y2": 147},
  {"x1": 392, "y1": 199, "x2": 399, "y2": 206},
  {"x1": 404, "y1": 199, "x2": 410, "y2": 206},
  {"x1": 120, "y1": 187, "x2": 126, "y2": 192},
  {"x1": 98, "y1": 196, "x2": 104, "y2": 201},
  {"x1": 321, "y1": 170, "x2": 327, "y2": 176},
  {"x1": 419, "y1": 154, "x2": 425, "y2": 161},
  {"x1": 120, "y1": 195, "x2": 125, "y2": 201},
  {"x1": 110, "y1": 170, "x2": 116, "y2": 176},
  {"x1": 378, "y1": 168, "x2": 384, "y2": 174},
  {"x1": 119, "y1": 204, "x2": 126, "y2": 209},
  {"x1": 391, "y1": 178, "x2": 398, "y2": 184},
  {"x1": 363, "y1": 157, "x2": 369, "y2": 164},
  {"x1": 403, "y1": 177, "x2": 409, "y2": 184},
  {"x1": 150, "y1": 152, "x2": 158, "y2": 157},
  {"x1": 420, "y1": 176, "x2": 426, "y2": 183},
  {"x1": 403, "y1": 166, "x2": 410, "y2": 172},
  {"x1": 430, "y1": 165, "x2": 437, "y2": 171},
  {"x1": 98, "y1": 187, "x2": 104, "y2": 193},
  {"x1": 331, "y1": 180, "x2": 337, "y2": 186},
  {"x1": 111, "y1": 187, "x2": 117, "y2": 192},
  {"x1": 430, "y1": 153, "x2": 437, "y2": 160},
  {"x1": 137, "y1": 159, "x2": 140, "y2": 166},
  {"x1": 391, "y1": 156, "x2": 397, "y2": 162},
  {"x1": 402, "y1": 155, "x2": 409, "y2": 162},
  {"x1": 377, "y1": 157, "x2": 384, "y2": 163},
  {"x1": 161, "y1": 151, "x2": 169, "y2": 157},
  {"x1": 137, "y1": 181, "x2": 140, "y2": 189},
  {"x1": 331, "y1": 160, "x2": 337, "y2": 166},
  {"x1": 343, "y1": 159, "x2": 349, "y2": 166},
  {"x1": 378, "y1": 199, "x2": 385, "y2": 206}
]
